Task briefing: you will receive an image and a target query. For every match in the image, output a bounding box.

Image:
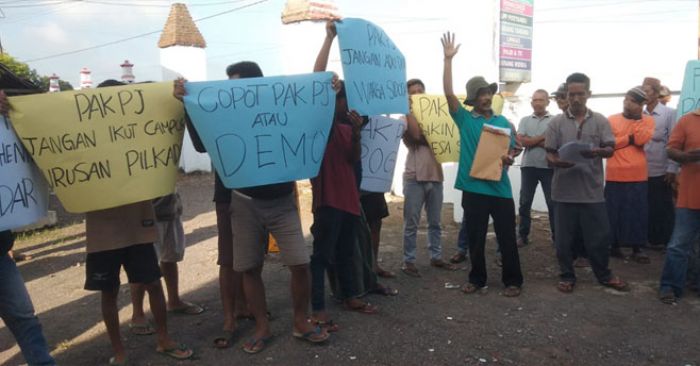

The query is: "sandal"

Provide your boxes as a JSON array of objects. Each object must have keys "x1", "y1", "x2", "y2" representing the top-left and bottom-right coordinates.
[
  {"x1": 430, "y1": 259, "x2": 458, "y2": 271},
  {"x1": 401, "y1": 263, "x2": 421, "y2": 277},
  {"x1": 503, "y1": 286, "x2": 521, "y2": 297},
  {"x1": 168, "y1": 302, "x2": 205, "y2": 315},
  {"x1": 631, "y1": 252, "x2": 650, "y2": 264},
  {"x1": 376, "y1": 268, "x2": 396, "y2": 278},
  {"x1": 128, "y1": 322, "x2": 155, "y2": 336},
  {"x1": 236, "y1": 311, "x2": 272, "y2": 321},
  {"x1": 557, "y1": 281, "x2": 575, "y2": 293},
  {"x1": 346, "y1": 301, "x2": 379, "y2": 314},
  {"x1": 310, "y1": 318, "x2": 339, "y2": 333},
  {"x1": 213, "y1": 329, "x2": 236, "y2": 349},
  {"x1": 658, "y1": 290, "x2": 677, "y2": 305},
  {"x1": 450, "y1": 252, "x2": 467, "y2": 264},
  {"x1": 242, "y1": 335, "x2": 273, "y2": 354},
  {"x1": 156, "y1": 343, "x2": 193, "y2": 360},
  {"x1": 293, "y1": 325, "x2": 329, "y2": 344},
  {"x1": 602, "y1": 277, "x2": 629, "y2": 292},
  {"x1": 369, "y1": 284, "x2": 399, "y2": 296},
  {"x1": 461, "y1": 283, "x2": 483, "y2": 294}
]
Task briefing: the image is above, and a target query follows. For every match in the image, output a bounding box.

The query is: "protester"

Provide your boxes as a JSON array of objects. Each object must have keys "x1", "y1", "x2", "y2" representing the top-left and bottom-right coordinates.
[
  {"x1": 129, "y1": 192, "x2": 204, "y2": 337},
  {"x1": 642, "y1": 77, "x2": 678, "y2": 250},
  {"x1": 658, "y1": 108, "x2": 700, "y2": 304},
  {"x1": 544, "y1": 72, "x2": 628, "y2": 293},
  {"x1": 177, "y1": 63, "x2": 327, "y2": 353},
  {"x1": 605, "y1": 87, "x2": 655, "y2": 263},
  {"x1": 175, "y1": 74, "x2": 250, "y2": 349},
  {"x1": 441, "y1": 32, "x2": 523, "y2": 297},
  {"x1": 516, "y1": 89, "x2": 555, "y2": 247},
  {"x1": 0, "y1": 231, "x2": 55, "y2": 366},
  {"x1": 310, "y1": 21, "x2": 380, "y2": 327},
  {"x1": 401, "y1": 78, "x2": 456, "y2": 276},
  {"x1": 361, "y1": 192, "x2": 395, "y2": 278}
]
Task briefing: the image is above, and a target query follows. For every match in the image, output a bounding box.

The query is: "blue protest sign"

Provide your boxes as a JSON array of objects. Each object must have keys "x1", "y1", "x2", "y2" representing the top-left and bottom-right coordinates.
[
  {"x1": 336, "y1": 18, "x2": 409, "y2": 116},
  {"x1": 0, "y1": 116, "x2": 49, "y2": 231},
  {"x1": 677, "y1": 60, "x2": 700, "y2": 119},
  {"x1": 360, "y1": 116, "x2": 406, "y2": 192},
  {"x1": 183, "y1": 72, "x2": 336, "y2": 189}
]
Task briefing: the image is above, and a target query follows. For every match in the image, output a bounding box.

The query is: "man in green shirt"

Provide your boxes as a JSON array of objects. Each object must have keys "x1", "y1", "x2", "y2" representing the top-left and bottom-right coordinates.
[{"x1": 441, "y1": 32, "x2": 523, "y2": 297}]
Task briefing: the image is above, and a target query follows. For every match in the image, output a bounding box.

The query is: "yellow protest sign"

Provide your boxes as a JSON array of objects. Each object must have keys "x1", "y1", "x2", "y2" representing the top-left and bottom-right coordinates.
[
  {"x1": 410, "y1": 94, "x2": 504, "y2": 163},
  {"x1": 8, "y1": 82, "x2": 185, "y2": 213}
]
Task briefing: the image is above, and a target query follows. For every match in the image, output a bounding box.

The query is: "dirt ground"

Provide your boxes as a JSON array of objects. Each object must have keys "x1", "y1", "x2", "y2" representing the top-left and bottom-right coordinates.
[{"x1": 1, "y1": 172, "x2": 699, "y2": 366}]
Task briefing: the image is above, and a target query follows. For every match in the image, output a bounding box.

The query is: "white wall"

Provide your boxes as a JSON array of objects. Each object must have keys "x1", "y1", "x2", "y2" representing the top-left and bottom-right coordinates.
[{"x1": 160, "y1": 46, "x2": 212, "y2": 173}]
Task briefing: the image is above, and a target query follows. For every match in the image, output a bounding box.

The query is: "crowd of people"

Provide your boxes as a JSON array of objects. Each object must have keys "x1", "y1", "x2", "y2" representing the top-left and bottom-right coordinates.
[{"x1": 1, "y1": 24, "x2": 700, "y2": 366}]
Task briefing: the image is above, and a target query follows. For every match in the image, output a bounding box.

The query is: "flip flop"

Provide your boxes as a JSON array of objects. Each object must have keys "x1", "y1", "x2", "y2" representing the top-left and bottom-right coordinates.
[
  {"x1": 168, "y1": 302, "x2": 205, "y2": 315},
  {"x1": 236, "y1": 311, "x2": 272, "y2": 321},
  {"x1": 376, "y1": 269, "x2": 396, "y2": 278},
  {"x1": 242, "y1": 335, "x2": 273, "y2": 354},
  {"x1": 310, "y1": 318, "x2": 339, "y2": 333},
  {"x1": 450, "y1": 252, "x2": 467, "y2": 264},
  {"x1": 430, "y1": 259, "x2": 458, "y2": 271},
  {"x1": 156, "y1": 343, "x2": 193, "y2": 360},
  {"x1": 557, "y1": 281, "x2": 575, "y2": 294},
  {"x1": 602, "y1": 277, "x2": 629, "y2": 292},
  {"x1": 369, "y1": 284, "x2": 399, "y2": 296},
  {"x1": 292, "y1": 325, "x2": 329, "y2": 344},
  {"x1": 213, "y1": 329, "x2": 236, "y2": 349},
  {"x1": 503, "y1": 285, "x2": 521, "y2": 297},
  {"x1": 346, "y1": 301, "x2": 379, "y2": 314},
  {"x1": 128, "y1": 322, "x2": 155, "y2": 336}
]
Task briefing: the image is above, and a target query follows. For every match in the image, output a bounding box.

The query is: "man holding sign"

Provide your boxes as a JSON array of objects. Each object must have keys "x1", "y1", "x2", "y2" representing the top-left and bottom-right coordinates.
[{"x1": 441, "y1": 32, "x2": 523, "y2": 297}]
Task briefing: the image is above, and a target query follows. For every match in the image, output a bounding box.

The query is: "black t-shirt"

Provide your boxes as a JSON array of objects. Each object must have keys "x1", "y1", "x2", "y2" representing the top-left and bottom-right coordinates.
[{"x1": 0, "y1": 230, "x2": 15, "y2": 257}]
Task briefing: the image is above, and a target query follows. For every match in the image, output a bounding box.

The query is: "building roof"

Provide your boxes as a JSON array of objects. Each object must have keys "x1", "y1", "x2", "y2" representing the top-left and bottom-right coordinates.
[
  {"x1": 281, "y1": 0, "x2": 340, "y2": 24},
  {"x1": 158, "y1": 3, "x2": 206, "y2": 49},
  {"x1": 0, "y1": 63, "x2": 41, "y2": 96}
]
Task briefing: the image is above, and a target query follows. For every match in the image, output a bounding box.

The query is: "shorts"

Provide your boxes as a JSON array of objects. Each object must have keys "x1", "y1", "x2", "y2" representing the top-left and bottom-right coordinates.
[
  {"x1": 231, "y1": 191, "x2": 309, "y2": 272},
  {"x1": 84, "y1": 243, "x2": 161, "y2": 291},
  {"x1": 216, "y1": 202, "x2": 234, "y2": 267},
  {"x1": 154, "y1": 218, "x2": 186, "y2": 263},
  {"x1": 360, "y1": 192, "x2": 389, "y2": 222}
]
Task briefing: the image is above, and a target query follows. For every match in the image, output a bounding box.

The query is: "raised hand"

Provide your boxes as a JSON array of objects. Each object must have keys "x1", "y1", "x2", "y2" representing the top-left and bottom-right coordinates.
[
  {"x1": 441, "y1": 32, "x2": 460, "y2": 59},
  {"x1": 325, "y1": 20, "x2": 337, "y2": 39}
]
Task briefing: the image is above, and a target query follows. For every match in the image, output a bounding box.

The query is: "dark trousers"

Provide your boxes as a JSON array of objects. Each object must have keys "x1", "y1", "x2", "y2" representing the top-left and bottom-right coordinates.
[
  {"x1": 555, "y1": 202, "x2": 612, "y2": 284},
  {"x1": 648, "y1": 175, "x2": 675, "y2": 246},
  {"x1": 310, "y1": 206, "x2": 358, "y2": 311},
  {"x1": 518, "y1": 167, "x2": 555, "y2": 243},
  {"x1": 605, "y1": 181, "x2": 648, "y2": 249},
  {"x1": 462, "y1": 191, "x2": 523, "y2": 288}
]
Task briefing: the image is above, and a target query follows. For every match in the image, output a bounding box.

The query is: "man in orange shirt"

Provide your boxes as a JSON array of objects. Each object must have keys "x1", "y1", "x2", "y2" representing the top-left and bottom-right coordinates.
[
  {"x1": 605, "y1": 87, "x2": 655, "y2": 263},
  {"x1": 659, "y1": 108, "x2": 700, "y2": 304}
]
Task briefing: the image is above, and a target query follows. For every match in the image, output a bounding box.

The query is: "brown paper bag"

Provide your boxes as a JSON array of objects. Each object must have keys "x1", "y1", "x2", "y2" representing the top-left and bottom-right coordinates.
[{"x1": 469, "y1": 125, "x2": 511, "y2": 181}]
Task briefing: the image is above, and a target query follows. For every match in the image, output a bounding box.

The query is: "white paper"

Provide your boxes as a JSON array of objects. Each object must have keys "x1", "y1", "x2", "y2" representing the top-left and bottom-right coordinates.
[{"x1": 558, "y1": 141, "x2": 593, "y2": 164}]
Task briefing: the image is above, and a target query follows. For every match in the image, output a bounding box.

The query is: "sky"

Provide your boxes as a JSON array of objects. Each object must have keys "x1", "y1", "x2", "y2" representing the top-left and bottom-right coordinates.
[{"x1": 0, "y1": 0, "x2": 697, "y2": 106}]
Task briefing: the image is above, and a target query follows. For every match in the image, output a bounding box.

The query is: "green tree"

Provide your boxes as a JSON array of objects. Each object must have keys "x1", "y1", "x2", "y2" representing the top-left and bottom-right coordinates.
[{"x1": 0, "y1": 53, "x2": 73, "y2": 91}]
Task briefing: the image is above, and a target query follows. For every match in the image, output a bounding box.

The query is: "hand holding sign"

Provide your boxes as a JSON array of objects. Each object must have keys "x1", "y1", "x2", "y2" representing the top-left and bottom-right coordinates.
[
  {"x1": 360, "y1": 115, "x2": 406, "y2": 192},
  {"x1": 183, "y1": 72, "x2": 336, "y2": 189},
  {"x1": 336, "y1": 18, "x2": 408, "y2": 116}
]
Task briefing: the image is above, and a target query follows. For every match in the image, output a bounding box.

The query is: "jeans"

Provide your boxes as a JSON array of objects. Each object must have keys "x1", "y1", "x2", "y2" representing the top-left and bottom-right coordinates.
[
  {"x1": 462, "y1": 191, "x2": 523, "y2": 288},
  {"x1": 518, "y1": 167, "x2": 555, "y2": 243},
  {"x1": 402, "y1": 179, "x2": 443, "y2": 263},
  {"x1": 659, "y1": 208, "x2": 700, "y2": 297},
  {"x1": 310, "y1": 206, "x2": 359, "y2": 311},
  {"x1": 554, "y1": 202, "x2": 612, "y2": 284},
  {"x1": 0, "y1": 254, "x2": 55, "y2": 366}
]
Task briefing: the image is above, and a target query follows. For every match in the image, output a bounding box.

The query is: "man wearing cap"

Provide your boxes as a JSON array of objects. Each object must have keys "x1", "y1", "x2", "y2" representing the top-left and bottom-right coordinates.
[
  {"x1": 516, "y1": 89, "x2": 555, "y2": 247},
  {"x1": 441, "y1": 32, "x2": 523, "y2": 297},
  {"x1": 605, "y1": 87, "x2": 655, "y2": 263},
  {"x1": 642, "y1": 77, "x2": 678, "y2": 251},
  {"x1": 658, "y1": 108, "x2": 700, "y2": 304},
  {"x1": 544, "y1": 72, "x2": 629, "y2": 293}
]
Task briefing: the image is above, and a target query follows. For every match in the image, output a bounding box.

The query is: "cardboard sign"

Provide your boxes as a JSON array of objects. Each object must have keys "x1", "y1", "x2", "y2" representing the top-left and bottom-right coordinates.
[
  {"x1": 410, "y1": 94, "x2": 505, "y2": 163},
  {"x1": 0, "y1": 116, "x2": 49, "y2": 230},
  {"x1": 8, "y1": 82, "x2": 185, "y2": 213},
  {"x1": 677, "y1": 60, "x2": 700, "y2": 119},
  {"x1": 360, "y1": 116, "x2": 406, "y2": 192},
  {"x1": 336, "y1": 18, "x2": 408, "y2": 116},
  {"x1": 183, "y1": 72, "x2": 336, "y2": 188}
]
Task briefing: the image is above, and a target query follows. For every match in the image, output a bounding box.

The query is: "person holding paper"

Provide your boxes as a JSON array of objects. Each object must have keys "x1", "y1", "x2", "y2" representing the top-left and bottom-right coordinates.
[
  {"x1": 658, "y1": 108, "x2": 700, "y2": 304},
  {"x1": 642, "y1": 77, "x2": 678, "y2": 250},
  {"x1": 516, "y1": 89, "x2": 555, "y2": 248},
  {"x1": 310, "y1": 20, "x2": 380, "y2": 322},
  {"x1": 177, "y1": 62, "x2": 329, "y2": 353},
  {"x1": 544, "y1": 72, "x2": 629, "y2": 294},
  {"x1": 441, "y1": 32, "x2": 523, "y2": 297},
  {"x1": 401, "y1": 78, "x2": 456, "y2": 277},
  {"x1": 605, "y1": 87, "x2": 655, "y2": 263}
]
